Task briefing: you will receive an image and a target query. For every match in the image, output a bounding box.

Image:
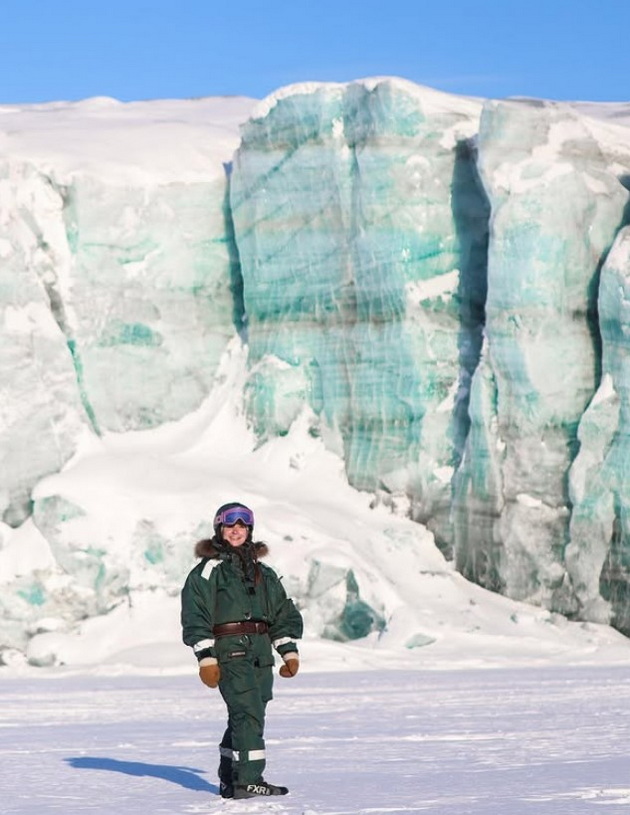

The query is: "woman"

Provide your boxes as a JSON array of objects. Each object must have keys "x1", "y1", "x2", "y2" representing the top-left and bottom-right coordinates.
[{"x1": 181, "y1": 501, "x2": 304, "y2": 799}]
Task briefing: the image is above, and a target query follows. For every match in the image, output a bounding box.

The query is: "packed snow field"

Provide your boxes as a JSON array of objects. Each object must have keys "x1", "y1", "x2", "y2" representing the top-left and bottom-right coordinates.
[{"x1": 3, "y1": 666, "x2": 630, "y2": 814}]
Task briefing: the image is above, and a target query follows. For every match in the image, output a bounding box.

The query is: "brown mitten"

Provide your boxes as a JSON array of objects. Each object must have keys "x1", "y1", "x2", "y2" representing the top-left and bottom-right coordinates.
[
  {"x1": 279, "y1": 655, "x2": 299, "y2": 678},
  {"x1": 199, "y1": 660, "x2": 221, "y2": 688}
]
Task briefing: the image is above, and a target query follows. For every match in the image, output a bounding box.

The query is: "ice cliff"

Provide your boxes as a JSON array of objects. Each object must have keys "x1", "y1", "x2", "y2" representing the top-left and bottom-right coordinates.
[
  {"x1": 1, "y1": 80, "x2": 630, "y2": 663},
  {"x1": 231, "y1": 81, "x2": 488, "y2": 548},
  {"x1": 454, "y1": 99, "x2": 630, "y2": 613},
  {"x1": 0, "y1": 98, "x2": 254, "y2": 526},
  {"x1": 230, "y1": 81, "x2": 630, "y2": 622}
]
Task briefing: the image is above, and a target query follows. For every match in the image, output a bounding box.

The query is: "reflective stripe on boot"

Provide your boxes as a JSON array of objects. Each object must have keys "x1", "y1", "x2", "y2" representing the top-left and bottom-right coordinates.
[{"x1": 218, "y1": 742, "x2": 234, "y2": 798}]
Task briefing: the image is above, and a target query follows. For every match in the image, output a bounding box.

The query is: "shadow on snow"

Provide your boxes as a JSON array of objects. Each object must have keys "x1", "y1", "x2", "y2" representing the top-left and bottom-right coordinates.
[{"x1": 65, "y1": 756, "x2": 219, "y2": 794}]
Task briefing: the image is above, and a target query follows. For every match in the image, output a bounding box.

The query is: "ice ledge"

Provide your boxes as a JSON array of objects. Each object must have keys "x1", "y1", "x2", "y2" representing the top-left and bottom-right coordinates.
[{"x1": 250, "y1": 75, "x2": 483, "y2": 122}]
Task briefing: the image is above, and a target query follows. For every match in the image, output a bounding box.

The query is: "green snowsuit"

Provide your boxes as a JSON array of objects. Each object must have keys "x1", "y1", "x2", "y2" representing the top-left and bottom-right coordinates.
[{"x1": 181, "y1": 538, "x2": 303, "y2": 786}]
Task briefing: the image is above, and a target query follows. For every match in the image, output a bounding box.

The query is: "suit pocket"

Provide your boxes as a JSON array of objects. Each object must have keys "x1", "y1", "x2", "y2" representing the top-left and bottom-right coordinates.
[{"x1": 215, "y1": 635, "x2": 249, "y2": 664}]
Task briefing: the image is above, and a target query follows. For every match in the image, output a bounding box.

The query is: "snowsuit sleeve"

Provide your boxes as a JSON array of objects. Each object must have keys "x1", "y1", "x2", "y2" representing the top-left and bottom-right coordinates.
[
  {"x1": 264, "y1": 566, "x2": 304, "y2": 658},
  {"x1": 181, "y1": 562, "x2": 217, "y2": 662}
]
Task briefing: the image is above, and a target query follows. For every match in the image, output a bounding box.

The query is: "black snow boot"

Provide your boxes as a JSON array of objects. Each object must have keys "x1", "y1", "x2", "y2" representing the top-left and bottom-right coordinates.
[
  {"x1": 219, "y1": 780, "x2": 234, "y2": 799},
  {"x1": 234, "y1": 780, "x2": 289, "y2": 799},
  {"x1": 218, "y1": 742, "x2": 234, "y2": 799}
]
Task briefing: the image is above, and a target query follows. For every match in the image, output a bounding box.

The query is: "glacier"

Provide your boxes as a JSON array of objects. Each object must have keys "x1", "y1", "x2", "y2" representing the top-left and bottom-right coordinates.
[
  {"x1": 454, "y1": 99, "x2": 630, "y2": 611},
  {"x1": 0, "y1": 97, "x2": 251, "y2": 527},
  {"x1": 1, "y1": 81, "x2": 630, "y2": 666},
  {"x1": 230, "y1": 80, "x2": 488, "y2": 549}
]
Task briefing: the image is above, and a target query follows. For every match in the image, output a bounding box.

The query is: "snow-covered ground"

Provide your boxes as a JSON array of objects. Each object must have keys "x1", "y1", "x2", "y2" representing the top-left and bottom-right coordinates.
[
  {"x1": 3, "y1": 665, "x2": 630, "y2": 814},
  {"x1": 4, "y1": 333, "x2": 630, "y2": 815}
]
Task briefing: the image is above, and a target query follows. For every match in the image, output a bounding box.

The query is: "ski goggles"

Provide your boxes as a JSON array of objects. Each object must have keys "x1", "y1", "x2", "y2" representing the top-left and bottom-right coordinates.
[{"x1": 215, "y1": 506, "x2": 254, "y2": 527}]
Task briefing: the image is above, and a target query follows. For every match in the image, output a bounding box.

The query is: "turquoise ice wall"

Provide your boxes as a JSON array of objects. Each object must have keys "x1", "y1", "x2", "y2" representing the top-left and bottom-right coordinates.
[
  {"x1": 3, "y1": 85, "x2": 630, "y2": 646},
  {"x1": 453, "y1": 99, "x2": 629, "y2": 612},
  {"x1": 230, "y1": 81, "x2": 630, "y2": 631},
  {"x1": 230, "y1": 80, "x2": 488, "y2": 548},
  {"x1": 566, "y1": 226, "x2": 630, "y2": 632}
]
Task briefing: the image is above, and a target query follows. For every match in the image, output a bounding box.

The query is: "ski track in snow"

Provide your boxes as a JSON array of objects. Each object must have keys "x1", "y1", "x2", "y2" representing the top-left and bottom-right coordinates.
[{"x1": 2, "y1": 667, "x2": 630, "y2": 814}]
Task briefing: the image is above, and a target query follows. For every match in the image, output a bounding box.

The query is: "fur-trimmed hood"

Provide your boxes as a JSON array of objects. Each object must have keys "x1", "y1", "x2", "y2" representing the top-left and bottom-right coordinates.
[{"x1": 194, "y1": 537, "x2": 269, "y2": 560}]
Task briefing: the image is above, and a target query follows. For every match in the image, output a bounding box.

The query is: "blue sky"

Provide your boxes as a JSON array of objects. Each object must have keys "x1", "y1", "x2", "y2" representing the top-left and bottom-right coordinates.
[{"x1": 2, "y1": 0, "x2": 628, "y2": 105}]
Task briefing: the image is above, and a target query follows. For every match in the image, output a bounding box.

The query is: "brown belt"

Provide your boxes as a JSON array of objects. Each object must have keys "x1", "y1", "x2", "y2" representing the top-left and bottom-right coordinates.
[{"x1": 213, "y1": 621, "x2": 269, "y2": 638}]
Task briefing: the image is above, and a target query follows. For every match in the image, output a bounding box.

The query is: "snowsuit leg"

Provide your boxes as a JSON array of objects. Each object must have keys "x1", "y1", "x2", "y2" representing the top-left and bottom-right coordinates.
[
  {"x1": 218, "y1": 723, "x2": 234, "y2": 787},
  {"x1": 218, "y1": 652, "x2": 273, "y2": 785}
]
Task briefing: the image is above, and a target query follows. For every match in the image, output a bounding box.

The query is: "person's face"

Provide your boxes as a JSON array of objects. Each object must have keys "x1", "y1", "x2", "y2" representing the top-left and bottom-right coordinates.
[{"x1": 222, "y1": 520, "x2": 249, "y2": 547}]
